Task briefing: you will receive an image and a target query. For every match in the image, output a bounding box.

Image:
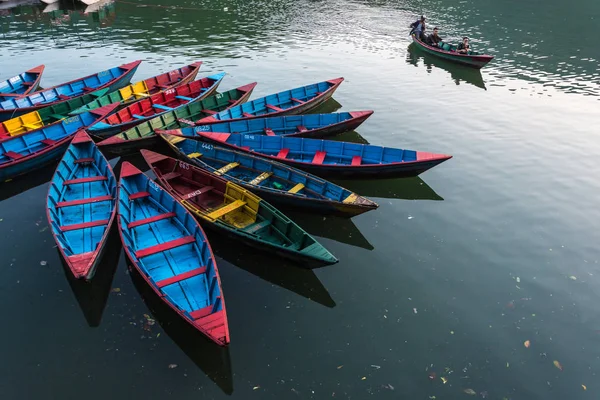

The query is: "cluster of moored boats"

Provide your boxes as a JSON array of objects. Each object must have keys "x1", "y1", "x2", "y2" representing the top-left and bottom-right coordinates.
[{"x1": 0, "y1": 60, "x2": 451, "y2": 345}]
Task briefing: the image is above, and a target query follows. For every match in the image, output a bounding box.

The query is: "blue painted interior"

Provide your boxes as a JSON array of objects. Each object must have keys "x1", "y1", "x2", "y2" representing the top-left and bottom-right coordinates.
[
  {"x1": 207, "y1": 134, "x2": 418, "y2": 165},
  {"x1": 173, "y1": 136, "x2": 356, "y2": 202},
  {"x1": 195, "y1": 112, "x2": 353, "y2": 136},
  {"x1": 209, "y1": 80, "x2": 334, "y2": 121},
  {"x1": 0, "y1": 71, "x2": 37, "y2": 99},
  {"x1": 0, "y1": 64, "x2": 132, "y2": 111},
  {"x1": 118, "y1": 170, "x2": 222, "y2": 318},
  {"x1": 47, "y1": 140, "x2": 116, "y2": 257},
  {"x1": 0, "y1": 111, "x2": 102, "y2": 165}
]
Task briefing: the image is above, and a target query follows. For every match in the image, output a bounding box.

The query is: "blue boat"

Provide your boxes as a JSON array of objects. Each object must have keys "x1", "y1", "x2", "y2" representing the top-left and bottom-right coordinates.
[
  {"x1": 0, "y1": 65, "x2": 45, "y2": 102},
  {"x1": 195, "y1": 78, "x2": 344, "y2": 124},
  {"x1": 0, "y1": 104, "x2": 119, "y2": 181},
  {"x1": 160, "y1": 133, "x2": 378, "y2": 217},
  {"x1": 0, "y1": 61, "x2": 141, "y2": 122},
  {"x1": 190, "y1": 131, "x2": 453, "y2": 179},
  {"x1": 117, "y1": 162, "x2": 229, "y2": 346},
  {"x1": 193, "y1": 110, "x2": 373, "y2": 139},
  {"x1": 46, "y1": 131, "x2": 117, "y2": 281}
]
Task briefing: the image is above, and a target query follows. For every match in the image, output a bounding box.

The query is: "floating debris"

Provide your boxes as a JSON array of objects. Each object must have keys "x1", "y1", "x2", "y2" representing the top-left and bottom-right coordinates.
[
  {"x1": 463, "y1": 388, "x2": 476, "y2": 395},
  {"x1": 253, "y1": 386, "x2": 260, "y2": 390},
  {"x1": 111, "y1": 288, "x2": 121, "y2": 293},
  {"x1": 569, "y1": 276, "x2": 577, "y2": 281},
  {"x1": 413, "y1": 308, "x2": 418, "y2": 314},
  {"x1": 168, "y1": 364, "x2": 177, "y2": 369},
  {"x1": 441, "y1": 377, "x2": 448, "y2": 384},
  {"x1": 40, "y1": 260, "x2": 47, "y2": 266},
  {"x1": 582, "y1": 384, "x2": 587, "y2": 390},
  {"x1": 337, "y1": 365, "x2": 344, "y2": 370},
  {"x1": 371, "y1": 365, "x2": 381, "y2": 369},
  {"x1": 361, "y1": 377, "x2": 367, "y2": 381},
  {"x1": 553, "y1": 360, "x2": 563, "y2": 371},
  {"x1": 428, "y1": 372, "x2": 436, "y2": 380},
  {"x1": 524, "y1": 340, "x2": 531, "y2": 348}
]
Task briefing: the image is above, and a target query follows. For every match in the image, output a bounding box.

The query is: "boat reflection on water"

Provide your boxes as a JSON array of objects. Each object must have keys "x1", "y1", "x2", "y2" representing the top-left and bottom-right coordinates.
[
  {"x1": 0, "y1": 160, "x2": 58, "y2": 202},
  {"x1": 311, "y1": 97, "x2": 342, "y2": 114},
  {"x1": 59, "y1": 225, "x2": 122, "y2": 327},
  {"x1": 127, "y1": 259, "x2": 234, "y2": 395},
  {"x1": 0, "y1": 0, "x2": 116, "y2": 27},
  {"x1": 406, "y1": 43, "x2": 487, "y2": 90},
  {"x1": 208, "y1": 233, "x2": 336, "y2": 308},
  {"x1": 334, "y1": 176, "x2": 444, "y2": 201},
  {"x1": 330, "y1": 129, "x2": 370, "y2": 144}
]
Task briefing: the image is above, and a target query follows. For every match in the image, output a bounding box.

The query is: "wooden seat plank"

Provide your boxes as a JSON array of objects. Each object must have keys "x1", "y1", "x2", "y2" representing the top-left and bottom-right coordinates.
[
  {"x1": 61, "y1": 219, "x2": 109, "y2": 232},
  {"x1": 64, "y1": 176, "x2": 107, "y2": 185},
  {"x1": 276, "y1": 148, "x2": 290, "y2": 159},
  {"x1": 312, "y1": 151, "x2": 326, "y2": 164},
  {"x1": 129, "y1": 191, "x2": 150, "y2": 200},
  {"x1": 156, "y1": 266, "x2": 207, "y2": 288},
  {"x1": 135, "y1": 235, "x2": 195, "y2": 258},
  {"x1": 57, "y1": 195, "x2": 112, "y2": 208},
  {"x1": 128, "y1": 212, "x2": 176, "y2": 229}
]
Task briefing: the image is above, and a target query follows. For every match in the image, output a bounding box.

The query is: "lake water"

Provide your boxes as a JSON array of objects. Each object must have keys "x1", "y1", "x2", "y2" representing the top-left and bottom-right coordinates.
[{"x1": 1, "y1": 0, "x2": 599, "y2": 399}]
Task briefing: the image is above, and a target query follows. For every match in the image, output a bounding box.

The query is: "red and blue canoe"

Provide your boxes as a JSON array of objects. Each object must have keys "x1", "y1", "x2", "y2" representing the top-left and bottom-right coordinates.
[
  {"x1": 0, "y1": 61, "x2": 141, "y2": 122},
  {"x1": 193, "y1": 111, "x2": 373, "y2": 139},
  {"x1": 0, "y1": 104, "x2": 118, "y2": 181},
  {"x1": 411, "y1": 35, "x2": 493, "y2": 69},
  {"x1": 46, "y1": 130, "x2": 117, "y2": 281},
  {"x1": 87, "y1": 72, "x2": 225, "y2": 138},
  {"x1": 117, "y1": 162, "x2": 229, "y2": 346},
  {"x1": 186, "y1": 131, "x2": 452, "y2": 179},
  {"x1": 0, "y1": 65, "x2": 45, "y2": 102},
  {"x1": 195, "y1": 78, "x2": 344, "y2": 124}
]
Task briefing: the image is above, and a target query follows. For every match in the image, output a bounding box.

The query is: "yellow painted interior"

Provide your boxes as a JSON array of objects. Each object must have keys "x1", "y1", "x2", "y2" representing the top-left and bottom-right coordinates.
[
  {"x1": 249, "y1": 172, "x2": 272, "y2": 185},
  {"x1": 342, "y1": 193, "x2": 358, "y2": 204},
  {"x1": 214, "y1": 162, "x2": 239, "y2": 176},
  {"x1": 3, "y1": 111, "x2": 44, "y2": 136},
  {"x1": 187, "y1": 151, "x2": 202, "y2": 158},
  {"x1": 288, "y1": 183, "x2": 305, "y2": 194},
  {"x1": 119, "y1": 81, "x2": 149, "y2": 102},
  {"x1": 205, "y1": 182, "x2": 260, "y2": 228}
]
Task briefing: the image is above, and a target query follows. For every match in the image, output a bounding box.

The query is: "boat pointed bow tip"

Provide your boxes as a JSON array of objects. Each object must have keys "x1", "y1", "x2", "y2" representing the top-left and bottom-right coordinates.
[
  {"x1": 140, "y1": 149, "x2": 169, "y2": 165},
  {"x1": 237, "y1": 82, "x2": 258, "y2": 93},
  {"x1": 71, "y1": 130, "x2": 93, "y2": 144},
  {"x1": 327, "y1": 77, "x2": 345, "y2": 85},
  {"x1": 120, "y1": 162, "x2": 142, "y2": 178},
  {"x1": 191, "y1": 61, "x2": 203, "y2": 68},
  {"x1": 67, "y1": 252, "x2": 96, "y2": 280},
  {"x1": 97, "y1": 135, "x2": 125, "y2": 147},
  {"x1": 89, "y1": 102, "x2": 120, "y2": 117},
  {"x1": 27, "y1": 64, "x2": 45, "y2": 74},
  {"x1": 349, "y1": 110, "x2": 375, "y2": 118},
  {"x1": 416, "y1": 151, "x2": 453, "y2": 162},
  {"x1": 199, "y1": 131, "x2": 229, "y2": 142},
  {"x1": 120, "y1": 60, "x2": 143, "y2": 70}
]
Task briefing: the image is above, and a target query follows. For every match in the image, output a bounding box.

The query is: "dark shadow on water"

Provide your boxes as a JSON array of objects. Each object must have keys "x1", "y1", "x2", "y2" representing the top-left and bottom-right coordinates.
[
  {"x1": 329, "y1": 130, "x2": 370, "y2": 144},
  {"x1": 127, "y1": 260, "x2": 234, "y2": 395},
  {"x1": 0, "y1": 160, "x2": 58, "y2": 202},
  {"x1": 334, "y1": 176, "x2": 444, "y2": 201},
  {"x1": 59, "y1": 225, "x2": 122, "y2": 327},
  {"x1": 208, "y1": 233, "x2": 336, "y2": 308},
  {"x1": 406, "y1": 43, "x2": 486, "y2": 90},
  {"x1": 309, "y1": 98, "x2": 342, "y2": 114},
  {"x1": 283, "y1": 209, "x2": 374, "y2": 251}
]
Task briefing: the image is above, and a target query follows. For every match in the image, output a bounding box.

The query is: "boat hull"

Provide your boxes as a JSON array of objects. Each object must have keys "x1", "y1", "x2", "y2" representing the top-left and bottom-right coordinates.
[
  {"x1": 411, "y1": 35, "x2": 493, "y2": 69},
  {"x1": 0, "y1": 137, "x2": 71, "y2": 181}
]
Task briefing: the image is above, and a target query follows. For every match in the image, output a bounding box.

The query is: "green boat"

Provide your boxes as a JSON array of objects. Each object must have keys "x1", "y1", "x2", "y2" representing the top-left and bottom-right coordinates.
[
  {"x1": 141, "y1": 150, "x2": 339, "y2": 267},
  {"x1": 411, "y1": 35, "x2": 493, "y2": 69},
  {"x1": 96, "y1": 83, "x2": 257, "y2": 154}
]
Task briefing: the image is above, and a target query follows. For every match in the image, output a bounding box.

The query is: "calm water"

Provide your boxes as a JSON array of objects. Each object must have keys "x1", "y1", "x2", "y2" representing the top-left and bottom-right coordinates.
[{"x1": 1, "y1": 0, "x2": 600, "y2": 399}]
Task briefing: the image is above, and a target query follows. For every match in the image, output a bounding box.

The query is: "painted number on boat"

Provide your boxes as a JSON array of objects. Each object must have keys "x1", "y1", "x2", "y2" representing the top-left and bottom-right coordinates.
[
  {"x1": 244, "y1": 135, "x2": 255, "y2": 140},
  {"x1": 196, "y1": 125, "x2": 210, "y2": 132},
  {"x1": 179, "y1": 161, "x2": 189, "y2": 170},
  {"x1": 216, "y1": 94, "x2": 223, "y2": 99},
  {"x1": 165, "y1": 89, "x2": 175, "y2": 95},
  {"x1": 149, "y1": 181, "x2": 160, "y2": 191},
  {"x1": 64, "y1": 117, "x2": 79, "y2": 125},
  {"x1": 201, "y1": 143, "x2": 213, "y2": 150},
  {"x1": 98, "y1": 70, "x2": 110, "y2": 77}
]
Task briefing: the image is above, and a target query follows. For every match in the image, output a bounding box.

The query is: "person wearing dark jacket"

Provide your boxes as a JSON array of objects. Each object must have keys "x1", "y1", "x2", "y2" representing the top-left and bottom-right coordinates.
[
  {"x1": 426, "y1": 27, "x2": 443, "y2": 46},
  {"x1": 457, "y1": 37, "x2": 471, "y2": 54},
  {"x1": 409, "y1": 15, "x2": 426, "y2": 41}
]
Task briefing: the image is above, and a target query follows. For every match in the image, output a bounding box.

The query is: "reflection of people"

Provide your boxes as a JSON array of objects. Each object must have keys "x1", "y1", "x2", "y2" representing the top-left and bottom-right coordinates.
[
  {"x1": 457, "y1": 37, "x2": 471, "y2": 54},
  {"x1": 426, "y1": 27, "x2": 443, "y2": 46},
  {"x1": 409, "y1": 15, "x2": 426, "y2": 41}
]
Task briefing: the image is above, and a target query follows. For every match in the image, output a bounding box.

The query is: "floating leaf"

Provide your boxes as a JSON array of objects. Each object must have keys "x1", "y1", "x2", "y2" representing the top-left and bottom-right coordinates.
[
  {"x1": 168, "y1": 364, "x2": 177, "y2": 369},
  {"x1": 463, "y1": 388, "x2": 476, "y2": 395},
  {"x1": 582, "y1": 384, "x2": 587, "y2": 390},
  {"x1": 111, "y1": 288, "x2": 121, "y2": 293},
  {"x1": 156, "y1": 333, "x2": 161, "y2": 338},
  {"x1": 337, "y1": 365, "x2": 344, "y2": 369},
  {"x1": 413, "y1": 308, "x2": 418, "y2": 314},
  {"x1": 39, "y1": 226, "x2": 48, "y2": 233},
  {"x1": 441, "y1": 377, "x2": 448, "y2": 384},
  {"x1": 524, "y1": 340, "x2": 531, "y2": 348},
  {"x1": 361, "y1": 376, "x2": 366, "y2": 380},
  {"x1": 553, "y1": 360, "x2": 563, "y2": 371},
  {"x1": 253, "y1": 386, "x2": 260, "y2": 390},
  {"x1": 569, "y1": 276, "x2": 577, "y2": 281},
  {"x1": 428, "y1": 372, "x2": 436, "y2": 380},
  {"x1": 506, "y1": 362, "x2": 510, "y2": 368}
]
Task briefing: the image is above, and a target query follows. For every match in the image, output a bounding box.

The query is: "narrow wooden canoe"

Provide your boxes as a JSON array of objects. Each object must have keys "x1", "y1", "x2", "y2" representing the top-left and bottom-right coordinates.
[
  {"x1": 191, "y1": 131, "x2": 452, "y2": 179},
  {"x1": 117, "y1": 162, "x2": 229, "y2": 346},
  {"x1": 0, "y1": 104, "x2": 118, "y2": 181},
  {"x1": 46, "y1": 131, "x2": 117, "y2": 281},
  {"x1": 411, "y1": 35, "x2": 493, "y2": 69},
  {"x1": 87, "y1": 73, "x2": 225, "y2": 138},
  {"x1": 0, "y1": 60, "x2": 141, "y2": 122},
  {"x1": 142, "y1": 150, "x2": 339, "y2": 267},
  {"x1": 161, "y1": 133, "x2": 378, "y2": 217},
  {"x1": 70, "y1": 61, "x2": 202, "y2": 115},
  {"x1": 0, "y1": 87, "x2": 112, "y2": 141},
  {"x1": 95, "y1": 83, "x2": 257, "y2": 154},
  {"x1": 193, "y1": 111, "x2": 373, "y2": 139},
  {"x1": 195, "y1": 78, "x2": 344, "y2": 124},
  {"x1": 0, "y1": 65, "x2": 45, "y2": 101}
]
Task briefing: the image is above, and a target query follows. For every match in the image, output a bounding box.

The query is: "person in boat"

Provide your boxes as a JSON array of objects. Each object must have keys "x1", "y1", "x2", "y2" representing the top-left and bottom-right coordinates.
[
  {"x1": 426, "y1": 27, "x2": 443, "y2": 46},
  {"x1": 409, "y1": 15, "x2": 426, "y2": 41},
  {"x1": 457, "y1": 36, "x2": 471, "y2": 54}
]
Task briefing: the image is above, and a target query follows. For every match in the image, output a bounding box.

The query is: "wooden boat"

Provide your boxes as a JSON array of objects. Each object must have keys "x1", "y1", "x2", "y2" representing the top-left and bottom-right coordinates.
[
  {"x1": 191, "y1": 131, "x2": 452, "y2": 179},
  {"x1": 193, "y1": 111, "x2": 373, "y2": 140},
  {"x1": 0, "y1": 104, "x2": 118, "y2": 181},
  {"x1": 142, "y1": 150, "x2": 338, "y2": 267},
  {"x1": 0, "y1": 60, "x2": 141, "y2": 122},
  {"x1": 195, "y1": 78, "x2": 344, "y2": 124},
  {"x1": 411, "y1": 35, "x2": 493, "y2": 69},
  {"x1": 95, "y1": 83, "x2": 257, "y2": 154},
  {"x1": 161, "y1": 133, "x2": 378, "y2": 217},
  {"x1": 0, "y1": 65, "x2": 45, "y2": 101},
  {"x1": 70, "y1": 61, "x2": 202, "y2": 115},
  {"x1": 46, "y1": 131, "x2": 117, "y2": 281},
  {"x1": 117, "y1": 162, "x2": 229, "y2": 346},
  {"x1": 0, "y1": 87, "x2": 112, "y2": 141},
  {"x1": 87, "y1": 73, "x2": 225, "y2": 138}
]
